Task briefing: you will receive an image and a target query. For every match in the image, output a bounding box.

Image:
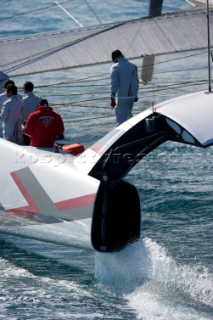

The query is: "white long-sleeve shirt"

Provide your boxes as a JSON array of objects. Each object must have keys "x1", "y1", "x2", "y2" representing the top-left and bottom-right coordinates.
[
  {"x1": 0, "y1": 92, "x2": 22, "y2": 110},
  {"x1": 0, "y1": 92, "x2": 22, "y2": 138},
  {"x1": 0, "y1": 92, "x2": 7, "y2": 110},
  {"x1": 23, "y1": 91, "x2": 41, "y2": 121},
  {"x1": 1, "y1": 95, "x2": 25, "y2": 143}
]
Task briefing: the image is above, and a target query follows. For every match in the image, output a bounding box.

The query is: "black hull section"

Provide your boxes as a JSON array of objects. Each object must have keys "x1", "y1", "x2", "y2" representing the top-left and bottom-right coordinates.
[{"x1": 91, "y1": 180, "x2": 141, "y2": 252}]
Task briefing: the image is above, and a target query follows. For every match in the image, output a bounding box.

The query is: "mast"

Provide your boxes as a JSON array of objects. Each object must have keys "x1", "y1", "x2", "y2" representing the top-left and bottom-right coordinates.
[
  {"x1": 207, "y1": 0, "x2": 212, "y2": 92},
  {"x1": 141, "y1": 0, "x2": 163, "y2": 84},
  {"x1": 148, "y1": 0, "x2": 163, "y2": 17}
]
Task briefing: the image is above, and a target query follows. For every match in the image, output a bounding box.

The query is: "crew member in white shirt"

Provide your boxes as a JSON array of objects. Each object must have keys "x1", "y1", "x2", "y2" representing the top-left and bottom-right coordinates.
[
  {"x1": 110, "y1": 50, "x2": 139, "y2": 125},
  {"x1": 1, "y1": 84, "x2": 25, "y2": 144},
  {"x1": 0, "y1": 79, "x2": 22, "y2": 137},
  {"x1": 22, "y1": 81, "x2": 41, "y2": 122},
  {"x1": 22, "y1": 81, "x2": 41, "y2": 145}
]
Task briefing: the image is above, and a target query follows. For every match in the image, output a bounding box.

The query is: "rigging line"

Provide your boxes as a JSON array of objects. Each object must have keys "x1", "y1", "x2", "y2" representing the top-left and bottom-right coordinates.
[
  {"x1": 49, "y1": 70, "x2": 111, "y2": 82},
  {"x1": 2, "y1": 20, "x2": 130, "y2": 74},
  {"x1": 44, "y1": 93, "x2": 108, "y2": 99},
  {"x1": 37, "y1": 62, "x2": 206, "y2": 89},
  {"x1": 141, "y1": 83, "x2": 207, "y2": 93},
  {"x1": 0, "y1": 0, "x2": 74, "y2": 21},
  {"x1": 55, "y1": 96, "x2": 109, "y2": 105},
  {"x1": 145, "y1": 81, "x2": 206, "y2": 90},
  {"x1": 133, "y1": 82, "x2": 208, "y2": 99},
  {"x1": 27, "y1": 56, "x2": 205, "y2": 89},
  {"x1": 125, "y1": 17, "x2": 144, "y2": 56},
  {"x1": 38, "y1": 83, "x2": 107, "y2": 89},
  {"x1": 42, "y1": 80, "x2": 207, "y2": 104},
  {"x1": 53, "y1": 51, "x2": 206, "y2": 78},
  {"x1": 36, "y1": 76, "x2": 109, "y2": 87},
  {"x1": 52, "y1": 103, "x2": 108, "y2": 108},
  {"x1": 45, "y1": 83, "x2": 108, "y2": 88},
  {"x1": 36, "y1": 79, "x2": 108, "y2": 88},
  {"x1": 142, "y1": 81, "x2": 208, "y2": 94},
  {"x1": 155, "y1": 19, "x2": 178, "y2": 52},
  {"x1": 84, "y1": 0, "x2": 102, "y2": 24},
  {"x1": 1, "y1": 15, "x2": 148, "y2": 73},
  {"x1": 53, "y1": 1, "x2": 83, "y2": 27},
  {"x1": 146, "y1": 77, "x2": 208, "y2": 84},
  {"x1": 153, "y1": 50, "x2": 207, "y2": 67},
  {"x1": 63, "y1": 115, "x2": 114, "y2": 122},
  {"x1": 33, "y1": 76, "x2": 207, "y2": 97},
  {"x1": 44, "y1": 91, "x2": 108, "y2": 97},
  {"x1": 153, "y1": 65, "x2": 209, "y2": 75},
  {"x1": 58, "y1": 109, "x2": 103, "y2": 115},
  {"x1": 52, "y1": 80, "x2": 108, "y2": 86}
]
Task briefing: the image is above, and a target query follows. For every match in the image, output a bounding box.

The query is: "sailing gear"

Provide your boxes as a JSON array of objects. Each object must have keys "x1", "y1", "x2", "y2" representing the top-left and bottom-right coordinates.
[
  {"x1": 110, "y1": 55, "x2": 139, "y2": 125},
  {"x1": 24, "y1": 105, "x2": 64, "y2": 148},
  {"x1": 110, "y1": 98, "x2": 116, "y2": 108},
  {"x1": 61, "y1": 143, "x2": 85, "y2": 156}
]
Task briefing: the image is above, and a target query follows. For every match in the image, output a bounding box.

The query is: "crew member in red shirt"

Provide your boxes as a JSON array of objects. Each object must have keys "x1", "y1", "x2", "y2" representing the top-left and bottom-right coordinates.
[{"x1": 24, "y1": 99, "x2": 64, "y2": 148}]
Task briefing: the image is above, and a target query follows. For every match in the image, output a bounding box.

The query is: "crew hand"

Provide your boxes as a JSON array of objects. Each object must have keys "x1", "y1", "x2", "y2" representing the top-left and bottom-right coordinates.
[
  {"x1": 110, "y1": 99, "x2": 116, "y2": 108},
  {"x1": 134, "y1": 97, "x2": 138, "y2": 102}
]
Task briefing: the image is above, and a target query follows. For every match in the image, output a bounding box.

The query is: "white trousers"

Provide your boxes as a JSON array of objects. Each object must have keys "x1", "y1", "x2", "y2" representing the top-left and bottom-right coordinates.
[{"x1": 115, "y1": 97, "x2": 135, "y2": 125}]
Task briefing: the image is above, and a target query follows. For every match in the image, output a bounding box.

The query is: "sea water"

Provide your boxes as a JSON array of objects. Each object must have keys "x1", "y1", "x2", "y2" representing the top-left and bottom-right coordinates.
[{"x1": 0, "y1": 1, "x2": 212, "y2": 319}]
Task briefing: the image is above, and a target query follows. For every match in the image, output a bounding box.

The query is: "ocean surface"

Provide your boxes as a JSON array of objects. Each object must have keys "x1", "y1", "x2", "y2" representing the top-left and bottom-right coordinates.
[{"x1": 0, "y1": 1, "x2": 212, "y2": 319}]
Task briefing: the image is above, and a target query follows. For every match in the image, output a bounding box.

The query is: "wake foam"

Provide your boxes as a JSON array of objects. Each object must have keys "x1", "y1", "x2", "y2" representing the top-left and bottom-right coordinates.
[
  {"x1": 95, "y1": 239, "x2": 150, "y2": 293},
  {"x1": 144, "y1": 237, "x2": 213, "y2": 307},
  {"x1": 95, "y1": 237, "x2": 213, "y2": 319}
]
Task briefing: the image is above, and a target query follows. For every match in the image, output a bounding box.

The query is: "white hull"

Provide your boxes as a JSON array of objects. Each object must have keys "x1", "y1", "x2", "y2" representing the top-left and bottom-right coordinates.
[{"x1": 0, "y1": 90, "x2": 213, "y2": 252}]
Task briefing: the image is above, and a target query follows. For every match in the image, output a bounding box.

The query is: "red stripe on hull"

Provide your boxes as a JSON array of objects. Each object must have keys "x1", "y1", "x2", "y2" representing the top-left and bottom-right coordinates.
[
  {"x1": 90, "y1": 143, "x2": 107, "y2": 155},
  {"x1": 56, "y1": 193, "x2": 96, "y2": 211},
  {"x1": 9, "y1": 172, "x2": 41, "y2": 216},
  {"x1": 8, "y1": 171, "x2": 96, "y2": 217}
]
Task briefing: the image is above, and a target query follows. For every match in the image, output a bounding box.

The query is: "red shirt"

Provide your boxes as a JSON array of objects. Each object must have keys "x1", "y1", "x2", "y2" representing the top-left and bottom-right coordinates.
[{"x1": 24, "y1": 106, "x2": 64, "y2": 147}]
